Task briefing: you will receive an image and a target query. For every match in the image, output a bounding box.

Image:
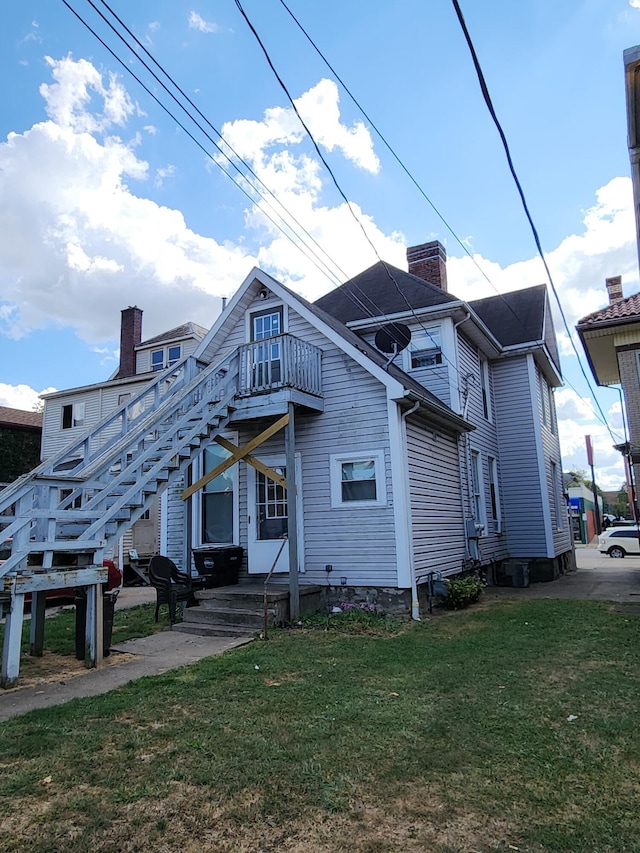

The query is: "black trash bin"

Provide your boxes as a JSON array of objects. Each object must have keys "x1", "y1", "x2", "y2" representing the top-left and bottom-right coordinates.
[
  {"x1": 192, "y1": 546, "x2": 243, "y2": 588},
  {"x1": 75, "y1": 588, "x2": 120, "y2": 660}
]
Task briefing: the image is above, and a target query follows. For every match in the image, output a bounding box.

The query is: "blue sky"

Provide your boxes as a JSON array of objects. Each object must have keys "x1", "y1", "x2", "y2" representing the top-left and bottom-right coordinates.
[{"x1": 0, "y1": 0, "x2": 639, "y2": 490}]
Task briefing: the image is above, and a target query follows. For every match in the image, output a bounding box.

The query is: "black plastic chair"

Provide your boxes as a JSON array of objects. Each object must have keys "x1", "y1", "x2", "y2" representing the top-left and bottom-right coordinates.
[{"x1": 148, "y1": 556, "x2": 194, "y2": 625}]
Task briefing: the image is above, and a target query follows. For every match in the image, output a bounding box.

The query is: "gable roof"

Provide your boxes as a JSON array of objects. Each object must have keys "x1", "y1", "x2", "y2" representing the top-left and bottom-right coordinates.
[
  {"x1": 576, "y1": 293, "x2": 640, "y2": 329},
  {"x1": 313, "y1": 261, "x2": 458, "y2": 322},
  {"x1": 195, "y1": 267, "x2": 474, "y2": 436},
  {"x1": 468, "y1": 285, "x2": 547, "y2": 347},
  {"x1": 140, "y1": 322, "x2": 208, "y2": 348},
  {"x1": 0, "y1": 407, "x2": 42, "y2": 430}
]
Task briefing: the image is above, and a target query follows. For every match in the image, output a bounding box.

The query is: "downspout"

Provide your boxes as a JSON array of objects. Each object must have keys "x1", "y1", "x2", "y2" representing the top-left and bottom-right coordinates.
[{"x1": 401, "y1": 400, "x2": 421, "y2": 619}]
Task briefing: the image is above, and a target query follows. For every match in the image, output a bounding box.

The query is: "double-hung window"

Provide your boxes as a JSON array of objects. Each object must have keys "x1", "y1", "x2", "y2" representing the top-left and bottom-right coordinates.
[
  {"x1": 471, "y1": 450, "x2": 487, "y2": 534},
  {"x1": 62, "y1": 402, "x2": 85, "y2": 429},
  {"x1": 151, "y1": 344, "x2": 182, "y2": 372},
  {"x1": 330, "y1": 450, "x2": 386, "y2": 508},
  {"x1": 407, "y1": 327, "x2": 442, "y2": 369},
  {"x1": 488, "y1": 455, "x2": 501, "y2": 533},
  {"x1": 551, "y1": 461, "x2": 564, "y2": 531},
  {"x1": 480, "y1": 356, "x2": 492, "y2": 421}
]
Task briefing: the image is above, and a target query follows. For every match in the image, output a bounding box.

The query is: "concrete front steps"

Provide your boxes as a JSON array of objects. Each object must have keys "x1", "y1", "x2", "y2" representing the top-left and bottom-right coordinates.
[{"x1": 173, "y1": 583, "x2": 323, "y2": 638}]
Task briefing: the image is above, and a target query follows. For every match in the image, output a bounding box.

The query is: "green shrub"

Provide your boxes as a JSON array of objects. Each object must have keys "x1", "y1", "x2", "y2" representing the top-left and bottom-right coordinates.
[{"x1": 442, "y1": 575, "x2": 483, "y2": 610}]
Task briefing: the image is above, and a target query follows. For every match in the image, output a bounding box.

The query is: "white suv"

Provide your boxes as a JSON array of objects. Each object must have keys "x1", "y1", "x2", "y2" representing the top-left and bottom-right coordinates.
[{"x1": 598, "y1": 527, "x2": 640, "y2": 558}]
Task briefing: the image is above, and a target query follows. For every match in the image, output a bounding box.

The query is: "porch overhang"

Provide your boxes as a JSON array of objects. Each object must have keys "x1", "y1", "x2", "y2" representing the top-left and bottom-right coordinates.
[{"x1": 228, "y1": 387, "x2": 324, "y2": 422}]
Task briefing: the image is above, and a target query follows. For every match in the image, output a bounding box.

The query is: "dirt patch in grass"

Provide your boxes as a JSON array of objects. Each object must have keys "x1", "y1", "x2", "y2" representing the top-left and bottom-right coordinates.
[
  {"x1": 1, "y1": 782, "x2": 524, "y2": 853},
  {"x1": 3, "y1": 650, "x2": 137, "y2": 693}
]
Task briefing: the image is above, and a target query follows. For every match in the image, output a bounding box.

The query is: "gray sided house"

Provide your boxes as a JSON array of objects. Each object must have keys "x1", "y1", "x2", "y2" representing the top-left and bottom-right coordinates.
[{"x1": 0, "y1": 243, "x2": 575, "y2": 685}]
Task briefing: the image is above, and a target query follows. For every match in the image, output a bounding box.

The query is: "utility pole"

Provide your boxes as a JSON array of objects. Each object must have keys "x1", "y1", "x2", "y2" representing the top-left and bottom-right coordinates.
[{"x1": 586, "y1": 435, "x2": 602, "y2": 536}]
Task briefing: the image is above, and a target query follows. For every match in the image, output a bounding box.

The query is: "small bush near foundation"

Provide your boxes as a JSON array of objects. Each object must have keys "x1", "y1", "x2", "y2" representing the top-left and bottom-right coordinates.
[{"x1": 442, "y1": 576, "x2": 483, "y2": 610}]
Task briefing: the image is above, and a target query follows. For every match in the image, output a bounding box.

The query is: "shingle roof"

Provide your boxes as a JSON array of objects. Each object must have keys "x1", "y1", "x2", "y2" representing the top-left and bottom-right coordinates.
[
  {"x1": 314, "y1": 261, "x2": 458, "y2": 323},
  {"x1": 469, "y1": 285, "x2": 547, "y2": 347},
  {"x1": 315, "y1": 262, "x2": 550, "y2": 352},
  {"x1": 283, "y1": 280, "x2": 472, "y2": 434},
  {"x1": 0, "y1": 407, "x2": 43, "y2": 429},
  {"x1": 576, "y1": 293, "x2": 640, "y2": 328},
  {"x1": 140, "y1": 322, "x2": 209, "y2": 348}
]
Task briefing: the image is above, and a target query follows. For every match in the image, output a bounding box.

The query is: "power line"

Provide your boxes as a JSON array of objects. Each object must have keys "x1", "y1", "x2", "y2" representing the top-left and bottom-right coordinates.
[
  {"x1": 275, "y1": 0, "x2": 538, "y2": 344},
  {"x1": 234, "y1": 0, "x2": 468, "y2": 391},
  {"x1": 449, "y1": 0, "x2": 618, "y2": 445}
]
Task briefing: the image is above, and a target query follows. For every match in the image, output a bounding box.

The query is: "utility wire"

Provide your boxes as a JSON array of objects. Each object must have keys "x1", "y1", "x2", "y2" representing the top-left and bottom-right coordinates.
[
  {"x1": 235, "y1": 0, "x2": 467, "y2": 392},
  {"x1": 93, "y1": 0, "x2": 356, "y2": 291},
  {"x1": 61, "y1": 0, "x2": 362, "y2": 299},
  {"x1": 276, "y1": 0, "x2": 534, "y2": 342},
  {"x1": 449, "y1": 0, "x2": 618, "y2": 443},
  {"x1": 76, "y1": 0, "x2": 358, "y2": 295},
  {"x1": 68, "y1": 0, "x2": 396, "y2": 327}
]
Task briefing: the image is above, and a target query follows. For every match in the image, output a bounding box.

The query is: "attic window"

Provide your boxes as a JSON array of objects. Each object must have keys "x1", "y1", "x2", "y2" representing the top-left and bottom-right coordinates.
[
  {"x1": 151, "y1": 344, "x2": 182, "y2": 372},
  {"x1": 407, "y1": 327, "x2": 442, "y2": 369}
]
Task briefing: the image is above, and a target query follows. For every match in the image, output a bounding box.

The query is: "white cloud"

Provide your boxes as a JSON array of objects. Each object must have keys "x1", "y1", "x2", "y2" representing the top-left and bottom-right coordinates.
[
  {"x1": 154, "y1": 164, "x2": 176, "y2": 188},
  {"x1": 630, "y1": 0, "x2": 640, "y2": 9},
  {"x1": 188, "y1": 11, "x2": 218, "y2": 34},
  {"x1": 0, "y1": 57, "x2": 256, "y2": 342},
  {"x1": 0, "y1": 383, "x2": 56, "y2": 410},
  {"x1": 40, "y1": 55, "x2": 134, "y2": 134},
  {"x1": 148, "y1": 21, "x2": 160, "y2": 32},
  {"x1": 448, "y1": 177, "x2": 637, "y2": 325}
]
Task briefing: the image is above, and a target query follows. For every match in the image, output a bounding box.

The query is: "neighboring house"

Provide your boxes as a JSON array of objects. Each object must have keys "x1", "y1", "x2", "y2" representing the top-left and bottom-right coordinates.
[
  {"x1": 40, "y1": 308, "x2": 208, "y2": 567},
  {"x1": 576, "y1": 278, "x2": 640, "y2": 518},
  {"x1": 0, "y1": 406, "x2": 42, "y2": 484}
]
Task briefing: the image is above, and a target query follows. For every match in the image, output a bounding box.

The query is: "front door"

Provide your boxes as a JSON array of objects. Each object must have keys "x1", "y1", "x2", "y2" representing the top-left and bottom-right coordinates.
[{"x1": 247, "y1": 454, "x2": 303, "y2": 574}]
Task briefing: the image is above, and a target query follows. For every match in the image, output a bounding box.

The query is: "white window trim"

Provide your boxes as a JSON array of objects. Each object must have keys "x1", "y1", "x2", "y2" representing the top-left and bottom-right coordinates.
[
  {"x1": 245, "y1": 301, "x2": 288, "y2": 341},
  {"x1": 551, "y1": 460, "x2": 564, "y2": 531},
  {"x1": 62, "y1": 401, "x2": 85, "y2": 429},
  {"x1": 151, "y1": 343, "x2": 182, "y2": 372},
  {"x1": 470, "y1": 449, "x2": 487, "y2": 536},
  {"x1": 488, "y1": 455, "x2": 502, "y2": 534},
  {"x1": 480, "y1": 356, "x2": 492, "y2": 422},
  {"x1": 191, "y1": 432, "x2": 239, "y2": 547},
  {"x1": 330, "y1": 449, "x2": 386, "y2": 509},
  {"x1": 403, "y1": 324, "x2": 443, "y2": 372}
]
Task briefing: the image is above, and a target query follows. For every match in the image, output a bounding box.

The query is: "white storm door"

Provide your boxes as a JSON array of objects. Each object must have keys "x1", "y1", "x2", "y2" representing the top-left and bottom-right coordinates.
[{"x1": 247, "y1": 454, "x2": 303, "y2": 574}]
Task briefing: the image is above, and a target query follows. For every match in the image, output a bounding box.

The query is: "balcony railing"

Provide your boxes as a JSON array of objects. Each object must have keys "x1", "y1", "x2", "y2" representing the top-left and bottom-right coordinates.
[{"x1": 238, "y1": 334, "x2": 322, "y2": 398}]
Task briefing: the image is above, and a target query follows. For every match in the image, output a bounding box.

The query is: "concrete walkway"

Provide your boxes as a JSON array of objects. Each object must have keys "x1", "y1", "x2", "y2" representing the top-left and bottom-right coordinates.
[
  {"x1": 2, "y1": 545, "x2": 640, "y2": 721},
  {"x1": 0, "y1": 632, "x2": 252, "y2": 722},
  {"x1": 0, "y1": 586, "x2": 252, "y2": 722}
]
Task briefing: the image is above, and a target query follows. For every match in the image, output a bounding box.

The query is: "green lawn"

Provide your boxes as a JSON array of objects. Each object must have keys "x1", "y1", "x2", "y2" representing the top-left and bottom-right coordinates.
[{"x1": 1, "y1": 598, "x2": 639, "y2": 852}]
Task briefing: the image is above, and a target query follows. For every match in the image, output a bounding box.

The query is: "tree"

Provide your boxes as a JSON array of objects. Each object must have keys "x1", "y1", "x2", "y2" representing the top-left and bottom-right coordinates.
[{"x1": 613, "y1": 486, "x2": 630, "y2": 519}]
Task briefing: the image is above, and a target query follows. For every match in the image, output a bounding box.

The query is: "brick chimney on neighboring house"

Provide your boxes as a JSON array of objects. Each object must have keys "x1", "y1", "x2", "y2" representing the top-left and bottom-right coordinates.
[
  {"x1": 406, "y1": 240, "x2": 448, "y2": 291},
  {"x1": 606, "y1": 275, "x2": 624, "y2": 304},
  {"x1": 116, "y1": 306, "x2": 143, "y2": 379}
]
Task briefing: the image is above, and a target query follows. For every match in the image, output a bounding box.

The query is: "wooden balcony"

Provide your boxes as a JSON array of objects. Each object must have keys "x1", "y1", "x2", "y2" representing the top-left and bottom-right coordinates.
[{"x1": 233, "y1": 335, "x2": 323, "y2": 420}]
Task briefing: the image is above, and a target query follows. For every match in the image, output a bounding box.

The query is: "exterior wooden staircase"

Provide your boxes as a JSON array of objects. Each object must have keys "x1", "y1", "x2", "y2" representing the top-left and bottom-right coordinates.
[{"x1": 0, "y1": 350, "x2": 239, "y2": 686}]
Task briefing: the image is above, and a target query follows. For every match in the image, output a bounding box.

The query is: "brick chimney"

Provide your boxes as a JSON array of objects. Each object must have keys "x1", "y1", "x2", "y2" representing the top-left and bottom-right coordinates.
[
  {"x1": 606, "y1": 276, "x2": 623, "y2": 304},
  {"x1": 116, "y1": 306, "x2": 143, "y2": 379},
  {"x1": 406, "y1": 240, "x2": 448, "y2": 291}
]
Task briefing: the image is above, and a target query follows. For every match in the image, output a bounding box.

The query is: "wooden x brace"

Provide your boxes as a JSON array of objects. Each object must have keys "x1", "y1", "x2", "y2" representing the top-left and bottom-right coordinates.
[{"x1": 182, "y1": 413, "x2": 289, "y2": 500}]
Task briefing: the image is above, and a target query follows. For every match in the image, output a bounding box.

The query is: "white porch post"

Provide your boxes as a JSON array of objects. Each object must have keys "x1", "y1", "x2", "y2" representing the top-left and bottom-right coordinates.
[
  {"x1": 286, "y1": 401, "x2": 299, "y2": 621},
  {"x1": 2, "y1": 593, "x2": 25, "y2": 689}
]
